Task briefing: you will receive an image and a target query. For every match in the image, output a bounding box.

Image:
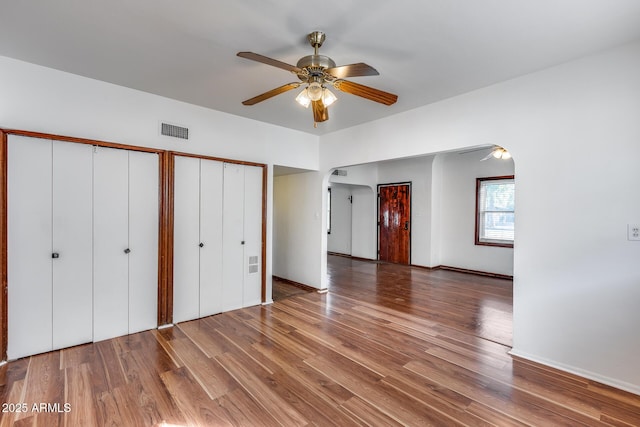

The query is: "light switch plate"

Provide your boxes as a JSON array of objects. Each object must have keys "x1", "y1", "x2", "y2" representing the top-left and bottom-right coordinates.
[{"x1": 628, "y1": 224, "x2": 640, "y2": 241}]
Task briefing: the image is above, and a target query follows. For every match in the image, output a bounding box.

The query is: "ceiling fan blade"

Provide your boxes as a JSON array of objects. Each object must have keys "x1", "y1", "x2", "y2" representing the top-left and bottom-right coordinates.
[
  {"x1": 241, "y1": 82, "x2": 302, "y2": 105},
  {"x1": 237, "y1": 52, "x2": 301, "y2": 73},
  {"x1": 333, "y1": 80, "x2": 398, "y2": 106},
  {"x1": 312, "y1": 100, "x2": 329, "y2": 123},
  {"x1": 325, "y1": 63, "x2": 379, "y2": 78}
]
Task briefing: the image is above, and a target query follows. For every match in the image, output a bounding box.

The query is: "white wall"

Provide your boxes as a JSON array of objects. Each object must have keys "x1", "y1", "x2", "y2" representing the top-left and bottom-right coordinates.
[
  {"x1": 438, "y1": 150, "x2": 515, "y2": 275},
  {"x1": 350, "y1": 186, "x2": 377, "y2": 260},
  {"x1": 316, "y1": 41, "x2": 640, "y2": 394},
  {"x1": 377, "y1": 156, "x2": 435, "y2": 267},
  {"x1": 0, "y1": 55, "x2": 321, "y2": 307},
  {"x1": 328, "y1": 165, "x2": 378, "y2": 260},
  {"x1": 327, "y1": 184, "x2": 352, "y2": 255},
  {"x1": 272, "y1": 172, "x2": 327, "y2": 289},
  {"x1": 326, "y1": 184, "x2": 377, "y2": 259}
]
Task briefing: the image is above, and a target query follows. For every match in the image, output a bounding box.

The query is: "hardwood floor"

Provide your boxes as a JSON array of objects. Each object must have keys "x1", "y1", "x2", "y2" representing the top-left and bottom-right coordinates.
[
  {"x1": 271, "y1": 278, "x2": 313, "y2": 302},
  {"x1": 1, "y1": 255, "x2": 639, "y2": 426}
]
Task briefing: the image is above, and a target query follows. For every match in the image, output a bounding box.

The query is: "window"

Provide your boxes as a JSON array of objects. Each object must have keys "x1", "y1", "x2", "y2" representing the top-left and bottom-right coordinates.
[
  {"x1": 327, "y1": 187, "x2": 332, "y2": 234},
  {"x1": 476, "y1": 176, "x2": 514, "y2": 247}
]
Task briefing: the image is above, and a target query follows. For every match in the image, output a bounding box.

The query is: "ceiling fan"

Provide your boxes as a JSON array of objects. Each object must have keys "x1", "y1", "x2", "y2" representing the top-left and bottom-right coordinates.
[
  {"x1": 481, "y1": 146, "x2": 512, "y2": 160},
  {"x1": 458, "y1": 145, "x2": 512, "y2": 160},
  {"x1": 237, "y1": 31, "x2": 398, "y2": 127}
]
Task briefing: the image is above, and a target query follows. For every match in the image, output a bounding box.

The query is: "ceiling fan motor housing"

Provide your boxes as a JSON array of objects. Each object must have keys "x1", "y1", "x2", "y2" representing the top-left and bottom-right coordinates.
[
  {"x1": 296, "y1": 55, "x2": 336, "y2": 73},
  {"x1": 297, "y1": 31, "x2": 335, "y2": 81}
]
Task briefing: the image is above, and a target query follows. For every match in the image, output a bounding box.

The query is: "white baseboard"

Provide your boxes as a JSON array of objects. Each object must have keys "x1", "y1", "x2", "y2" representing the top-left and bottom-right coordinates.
[{"x1": 509, "y1": 348, "x2": 640, "y2": 396}]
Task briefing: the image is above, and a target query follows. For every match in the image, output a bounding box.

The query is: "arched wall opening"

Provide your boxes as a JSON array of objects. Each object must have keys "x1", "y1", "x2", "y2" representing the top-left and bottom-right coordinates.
[{"x1": 322, "y1": 146, "x2": 516, "y2": 277}]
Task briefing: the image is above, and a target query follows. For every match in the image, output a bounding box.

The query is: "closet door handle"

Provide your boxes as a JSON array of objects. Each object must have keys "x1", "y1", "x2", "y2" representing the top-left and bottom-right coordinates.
[
  {"x1": 241, "y1": 241, "x2": 245, "y2": 245},
  {"x1": 124, "y1": 248, "x2": 131, "y2": 254},
  {"x1": 52, "y1": 252, "x2": 60, "y2": 259},
  {"x1": 199, "y1": 242, "x2": 204, "y2": 248}
]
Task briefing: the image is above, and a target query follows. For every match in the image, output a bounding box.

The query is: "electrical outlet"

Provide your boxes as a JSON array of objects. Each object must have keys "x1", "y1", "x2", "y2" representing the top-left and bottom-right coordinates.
[{"x1": 628, "y1": 224, "x2": 640, "y2": 241}]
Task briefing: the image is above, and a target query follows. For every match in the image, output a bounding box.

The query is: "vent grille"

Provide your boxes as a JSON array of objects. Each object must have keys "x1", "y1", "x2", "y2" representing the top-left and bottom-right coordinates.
[
  {"x1": 248, "y1": 255, "x2": 259, "y2": 274},
  {"x1": 331, "y1": 169, "x2": 347, "y2": 176},
  {"x1": 161, "y1": 122, "x2": 189, "y2": 140}
]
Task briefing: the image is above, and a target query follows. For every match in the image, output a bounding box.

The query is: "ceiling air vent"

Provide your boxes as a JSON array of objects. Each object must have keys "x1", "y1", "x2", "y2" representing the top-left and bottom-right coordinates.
[
  {"x1": 160, "y1": 122, "x2": 189, "y2": 140},
  {"x1": 331, "y1": 169, "x2": 347, "y2": 176}
]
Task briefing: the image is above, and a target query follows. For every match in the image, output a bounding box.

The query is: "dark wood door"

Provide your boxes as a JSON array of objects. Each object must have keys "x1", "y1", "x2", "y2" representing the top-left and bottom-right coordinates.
[{"x1": 378, "y1": 184, "x2": 411, "y2": 264}]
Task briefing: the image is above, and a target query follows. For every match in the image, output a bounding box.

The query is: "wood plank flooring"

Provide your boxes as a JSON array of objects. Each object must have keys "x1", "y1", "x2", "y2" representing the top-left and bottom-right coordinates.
[
  {"x1": 271, "y1": 278, "x2": 313, "y2": 302},
  {"x1": 1, "y1": 255, "x2": 639, "y2": 426}
]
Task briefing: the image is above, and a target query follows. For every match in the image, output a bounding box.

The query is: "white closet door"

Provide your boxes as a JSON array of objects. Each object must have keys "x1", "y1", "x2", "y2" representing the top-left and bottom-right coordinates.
[
  {"x1": 243, "y1": 165, "x2": 263, "y2": 307},
  {"x1": 93, "y1": 146, "x2": 129, "y2": 342},
  {"x1": 222, "y1": 163, "x2": 245, "y2": 312},
  {"x1": 199, "y1": 159, "x2": 224, "y2": 317},
  {"x1": 52, "y1": 141, "x2": 93, "y2": 350},
  {"x1": 128, "y1": 151, "x2": 159, "y2": 334},
  {"x1": 7, "y1": 136, "x2": 53, "y2": 359},
  {"x1": 173, "y1": 156, "x2": 201, "y2": 323}
]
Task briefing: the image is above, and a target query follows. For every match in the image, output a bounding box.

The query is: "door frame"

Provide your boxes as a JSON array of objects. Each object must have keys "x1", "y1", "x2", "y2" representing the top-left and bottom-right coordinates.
[{"x1": 377, "y1": 182, "x2": 412, "y2": 264}]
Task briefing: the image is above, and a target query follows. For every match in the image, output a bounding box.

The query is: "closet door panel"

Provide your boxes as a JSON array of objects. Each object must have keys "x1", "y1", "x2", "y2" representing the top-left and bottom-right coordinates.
[
  {"x1": 51, "y1": 141, "x2": 93, "y2": 349},
  {"x1": 7, "y1": 136, "x2": 53, "y2": 359},
  {"x1": 128, "y1": 151, "x2": 159, "y2": 333},
  {"x1": 222, "y1": 163, "x2": 245, "y2": 312},
  {"x1": 243, "y1": 165, "x2": 263, "y2": 307},
  {"x1": 93, "y1": 147, "x2": 129, "y2": 342},
  {"x1": 199, "y1": 159, "x2": 224, "y2": 317},
  {"x1": 173, "y1": 156, "x2": 201, "y2": 323}
]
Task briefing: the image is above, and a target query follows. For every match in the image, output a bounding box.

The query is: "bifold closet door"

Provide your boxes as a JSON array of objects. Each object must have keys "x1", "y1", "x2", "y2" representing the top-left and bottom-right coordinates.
[
  {"x1": 8, "y1": 136, "x2": 54, "y2": 359},
  {"x1": 94, "y1": 147, "x2": 159, "y2": 341},
  {"x1": 173, "y1": 156, "x2": 201, "y2": 323},
  {"x1": 128, "y1": 150, "x2": 159, "y2": 333},
  {"x1": 242, "y1": 164, "x2": 263, "y2": 307},
  {"x1": 199, "y1": 159, "x2": 223, "y2": 317},
  {"x1": 173, "y1": 156, "x2": 223, "y2": 323},
  {"x1": 222, "y1": 163, "x2": 263, "y2": 311},
  {"x1": 222, "y1": 163, "x2": 245, "y2": 311},
  {"x1": 51, "y1": 140, "x2": 93, "y2": 350},
  {"x1": 8, "y1": 136, "x2": 92, "y2": 359},
  {"x1": 94, "y1": 147, "x2": 130, "y2": 342}
]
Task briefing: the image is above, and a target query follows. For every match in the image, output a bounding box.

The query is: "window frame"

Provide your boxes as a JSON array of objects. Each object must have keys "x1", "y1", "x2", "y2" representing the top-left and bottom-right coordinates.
[{"x1": 475, "y1": 175, "x2": 515, "y2": 248}]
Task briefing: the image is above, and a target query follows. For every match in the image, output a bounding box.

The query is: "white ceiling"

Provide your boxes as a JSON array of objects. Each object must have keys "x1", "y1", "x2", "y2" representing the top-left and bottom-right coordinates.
[{"x1": 1, "y1": 1, "x2": 640, "y2": 136}]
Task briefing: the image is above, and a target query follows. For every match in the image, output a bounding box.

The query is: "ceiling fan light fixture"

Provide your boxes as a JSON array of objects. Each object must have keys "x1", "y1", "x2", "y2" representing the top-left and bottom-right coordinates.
[
  {"x1": 491, "y1": 147, "x2": 512, "y2": 159},
  {"x1": 295, "y1": 88, "x2": 311, "y2": 108},
  {"x1": 322, "y1": 88, "x2": 337, "y2": 107},
  {"x1": 307, "y1": 81, "x2": 323, "y2": 101}
]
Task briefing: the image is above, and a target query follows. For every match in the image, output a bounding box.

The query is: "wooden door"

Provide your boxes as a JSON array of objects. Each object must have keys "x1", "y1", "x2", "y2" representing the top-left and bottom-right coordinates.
[{"x1": 378, "y1": 184, "x2": 411, "y2": 264}]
